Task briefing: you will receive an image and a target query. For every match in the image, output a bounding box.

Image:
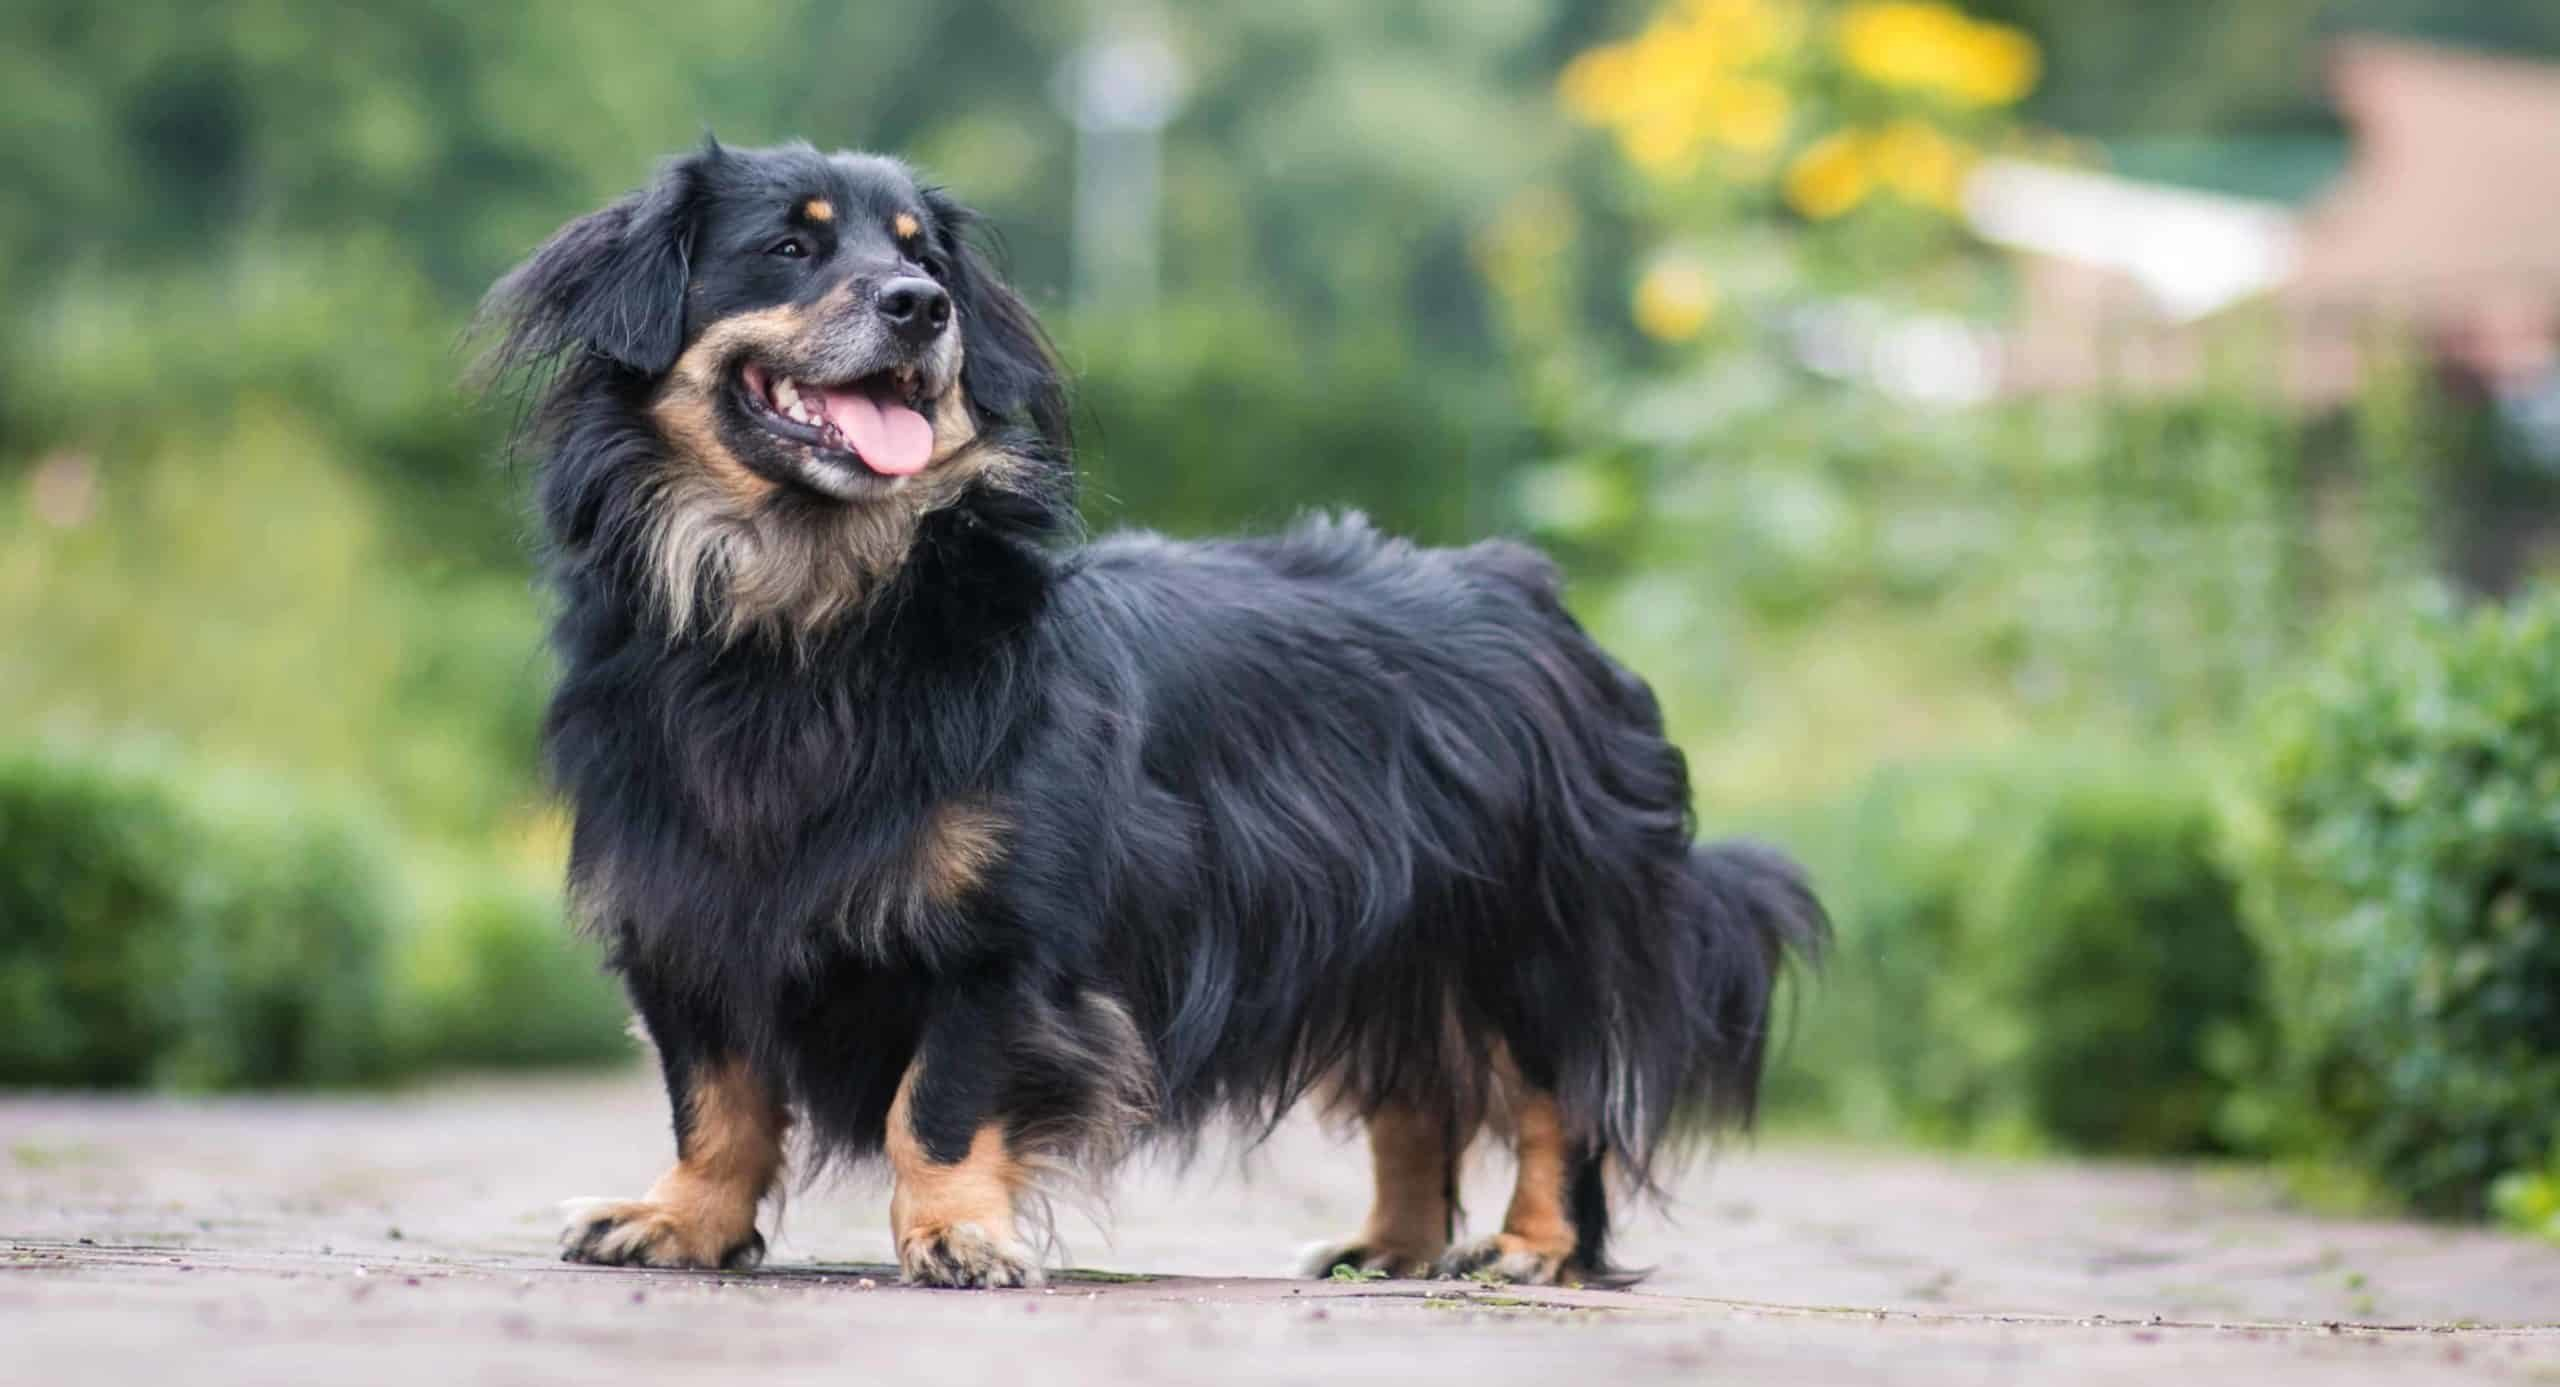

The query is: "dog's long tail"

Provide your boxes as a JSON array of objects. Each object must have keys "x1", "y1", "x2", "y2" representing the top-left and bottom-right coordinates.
[
  {"x1": 1579, "y1": 836, "x2": 1828, "y2": 1183},
  {"x1": 1668, "y1": 838, "x2": 1829, "y2": 1132},
  {"x1": 1562, "y1": 838, "x2": 1825, "y2": 1284}
]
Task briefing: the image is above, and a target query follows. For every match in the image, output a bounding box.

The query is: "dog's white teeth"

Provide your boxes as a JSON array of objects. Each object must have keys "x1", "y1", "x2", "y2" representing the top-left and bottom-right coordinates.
[{"x1": 775, "y1": 378, "x2": 825, "y2": 428}]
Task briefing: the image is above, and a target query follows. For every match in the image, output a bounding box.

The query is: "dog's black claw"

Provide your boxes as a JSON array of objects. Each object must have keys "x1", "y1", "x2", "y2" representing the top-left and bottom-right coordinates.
[
  {"x1": 720, "y1": 1231, "x2": 767, "y2": 1271},
  {"x1": 560, "y1": 1211, "x2": 612, "y2": 1264}
]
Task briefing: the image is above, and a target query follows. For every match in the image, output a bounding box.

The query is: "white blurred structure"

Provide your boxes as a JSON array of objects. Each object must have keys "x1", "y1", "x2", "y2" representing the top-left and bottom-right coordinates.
[
  {"x1": 1965, "y1": 160, "x2": 2300, "y2": 323},
  {"x1": 1054, "y1": 24, "x2": 1186, "y2": 313}
]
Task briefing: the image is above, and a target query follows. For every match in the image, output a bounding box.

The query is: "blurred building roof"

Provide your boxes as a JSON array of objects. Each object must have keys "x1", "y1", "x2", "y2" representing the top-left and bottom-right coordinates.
[
  {"x1": 2292, "y1": 37, "x2": 2560, "y2": 310},
  {"x1": 1968, "y1": 36, "x2": 2560, "y2": 405}
]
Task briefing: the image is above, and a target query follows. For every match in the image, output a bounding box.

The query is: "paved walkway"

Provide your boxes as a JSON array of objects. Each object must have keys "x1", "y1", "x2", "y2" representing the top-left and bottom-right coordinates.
[{"x1": 7, "y1": 1071, "x2": 2558, "y2": 1383}]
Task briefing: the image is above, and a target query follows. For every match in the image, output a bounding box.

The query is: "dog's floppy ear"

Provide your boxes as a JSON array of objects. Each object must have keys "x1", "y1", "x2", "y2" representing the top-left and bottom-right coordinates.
[
  {"x1": 925, "y1": 189, "x2": 1070, "y2": 454},
  {"x1": 482, "y1": 148, "x2": 712, "y2": 378}
]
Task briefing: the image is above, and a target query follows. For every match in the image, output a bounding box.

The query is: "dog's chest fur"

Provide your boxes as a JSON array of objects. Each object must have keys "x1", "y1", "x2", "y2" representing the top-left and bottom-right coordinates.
[{"x1": 546, "y1": 503, "x2": 1051, "y2": 976}]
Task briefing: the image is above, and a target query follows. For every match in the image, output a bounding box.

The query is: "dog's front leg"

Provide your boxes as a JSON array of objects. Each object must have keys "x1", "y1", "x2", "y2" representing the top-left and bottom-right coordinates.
[
  {"x1": 887, "y1": 969, "x2": 1042, "y2": 1288},
  {"x1": 560, "y1": 961, "x2": 786, "y2": 1270}
]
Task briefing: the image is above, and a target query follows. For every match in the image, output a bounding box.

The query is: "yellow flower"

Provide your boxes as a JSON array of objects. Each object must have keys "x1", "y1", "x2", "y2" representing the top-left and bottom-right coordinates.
[
  {"x1": 1869, "y1": 118, "x2": 1973, "y2": 210},
  {"x1": 1621, "y1": 106, "x2": 1708, "y2": 176},
  {"x1": 1945, "y1": 24, "x2": 2039, "y2": 106},
  {"x1": 1705, "y1": 76, "x2": 1792, "y2": 153},
  {"x1": 1558, "y1": 0, "x2": 1809, "y2": 178},
  {"x1": 1783, "y1": 129, "x2": 1875, "y2": 220},
  {"x1": 1633, "y1": 254, "x2": 1720, "y2": 342},
  {"x1": 1680, "y1": 0, "x2": 1795, "y2": 67},
  {"x1": 1837, "y1": 3, "x2": 1955, "y2": 89},
  {"x1": 1559, "y1": 44, "x2": 1637, "y2": 124},
  {"x1": 1836, "y1": 1, "x2": 2040, "y2": 108}
]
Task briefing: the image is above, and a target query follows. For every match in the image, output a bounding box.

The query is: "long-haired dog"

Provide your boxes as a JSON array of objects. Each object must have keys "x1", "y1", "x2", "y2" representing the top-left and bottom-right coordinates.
[{"x1": 481, "y1": 139, "x2": 1824, "y2": 1289}]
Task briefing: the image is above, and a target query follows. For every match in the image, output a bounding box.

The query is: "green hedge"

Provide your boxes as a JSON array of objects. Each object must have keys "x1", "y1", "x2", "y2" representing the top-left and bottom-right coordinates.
[
  {"x1": 0, "y1": 743, "x2": 632, "y2": 1089},
  {"x1": 394, "y1": 878, "x2": 632, "y2": 1071},
  {"x1": 0, "y1": 747, "x2": 402, "y2": 1087},
  {"x1": 1768, "y1": 750, "x2": 2259, "y2": 1154},
  {"x1": 1068, "y1": 302, "x2": 1510, "y2": 545},
  {"x1": 2233, "y1": 589, "x2": 2560, "y2": 1217}
]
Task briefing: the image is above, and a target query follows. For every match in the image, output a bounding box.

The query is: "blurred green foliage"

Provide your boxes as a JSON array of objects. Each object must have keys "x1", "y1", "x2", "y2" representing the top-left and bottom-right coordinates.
[
  {"x1": 0, "y1": 740, "x2": 625, "y2": 1089},
  {"x1": 1497, "y1": 0, "x2": 2468, "y2": 807},
  {"x1": 2230, "y1": 591, "x2": 2560, "y2": 1218},
  {"x1": 0, "y1": 1, "x2": 1591, "y2": 547},
  {"x1": 1766, "y1": 750, "x2": 2257, "y2": 1155},
  {"x1": 394, "y1": 878, "x2": 633, "y2": 1072},
  {"x1": 1070, "y1": 305, "x2": 1513, "y2": 540},
  {"x1": 1517, "y1": 378, "x2": 2441, "y2": 805},
  {"x1": 0, "y1": 745, "x2": 398, "y2": 1088},
  {"x1": 1543, "y1": 0, "x2": 2560, "y2": 1214},
  {"x1": 1977, "y1": 0, "x2": 2560, "y2": 136}
]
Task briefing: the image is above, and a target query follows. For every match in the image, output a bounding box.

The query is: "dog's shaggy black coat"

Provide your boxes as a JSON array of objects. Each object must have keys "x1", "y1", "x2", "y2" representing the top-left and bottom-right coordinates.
[{"x1": 486, "y1": 140, "x2": 1824, "y2": 1286}]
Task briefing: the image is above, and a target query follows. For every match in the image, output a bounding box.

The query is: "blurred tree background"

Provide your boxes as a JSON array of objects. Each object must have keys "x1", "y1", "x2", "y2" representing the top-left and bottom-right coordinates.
[{"x1": 6, "y1": 2, "x2": 2560, "y2": 1231}]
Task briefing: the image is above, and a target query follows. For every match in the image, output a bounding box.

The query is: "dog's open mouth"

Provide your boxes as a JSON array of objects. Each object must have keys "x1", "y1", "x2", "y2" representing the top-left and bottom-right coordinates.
[{"x1": 738, "y1": 362, "x2": 935, "y2": 478}]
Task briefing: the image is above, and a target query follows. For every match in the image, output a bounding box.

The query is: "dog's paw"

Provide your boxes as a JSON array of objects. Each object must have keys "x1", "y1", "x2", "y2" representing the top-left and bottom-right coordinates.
[
  {"x1": 1434, "y1": 1233, "x2": 1571, "y2": 1285},
  {"x1": 898, "y1": 1221, "x2": 1042, "y2": 1289},
  {"x1": 1298, "y1": 1238, "x2": 1439, "y2": 1280},
  {"x1": 558, "y1": 1197, "x2": 765, "y2": 1271}
]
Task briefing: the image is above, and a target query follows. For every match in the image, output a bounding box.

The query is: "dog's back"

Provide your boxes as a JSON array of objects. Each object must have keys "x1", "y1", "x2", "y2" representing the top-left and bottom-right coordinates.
[{"x1": 1032, "y1": 513, "x2": 1826, "y2": 1282}]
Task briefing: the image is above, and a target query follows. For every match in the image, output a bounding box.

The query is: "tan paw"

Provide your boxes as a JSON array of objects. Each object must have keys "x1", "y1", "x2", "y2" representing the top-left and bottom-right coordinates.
[
  {"x1": 898, "y1": 1220, "x2": 1042, "y2": 1289},
  {"x1": 558, "y1": 1197, "x2": 765, "y2": 1271},
  {"x1": 1434, "y1": 1232, "x2": 1571, "y2": 1285},
  {"x1": 1298, "y1": 1237, "x2": 1441, "y2": 1280}
]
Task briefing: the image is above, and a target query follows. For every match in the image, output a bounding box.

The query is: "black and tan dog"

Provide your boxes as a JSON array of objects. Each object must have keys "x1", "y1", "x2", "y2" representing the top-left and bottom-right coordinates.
[{"x1": 482, "y1": 139, "x2": 1824, "y2": 1289}]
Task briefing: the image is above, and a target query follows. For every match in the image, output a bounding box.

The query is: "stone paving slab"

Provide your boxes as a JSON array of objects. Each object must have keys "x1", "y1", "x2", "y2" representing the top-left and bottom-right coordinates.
[{"x1": 6, "y1": 1071, "x2": 2557, "y2": 1384}]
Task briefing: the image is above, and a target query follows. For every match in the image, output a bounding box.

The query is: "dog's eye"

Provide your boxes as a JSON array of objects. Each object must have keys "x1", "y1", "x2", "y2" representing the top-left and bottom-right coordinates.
[
  {"x1": 919, "y1": 252, "x2": 950, "y2": 280},
  {"x1": 766, "y1": 237, "x2": 808, "y2": 259}
]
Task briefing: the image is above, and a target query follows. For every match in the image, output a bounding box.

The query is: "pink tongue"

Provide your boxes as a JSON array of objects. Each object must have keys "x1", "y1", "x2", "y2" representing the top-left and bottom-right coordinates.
[{"x1": 812, "y1": 385, "x2": 933, "y2": 476}]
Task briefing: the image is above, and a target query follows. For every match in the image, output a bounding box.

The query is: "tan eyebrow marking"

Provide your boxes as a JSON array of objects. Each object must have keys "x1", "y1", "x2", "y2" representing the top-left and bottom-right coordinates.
[
  {"x1": 802, "y1": 198, "x2": 835, "y2": 223},
  {"x1": 892, "y1": 212, "x2": 920, "y2": 240}
]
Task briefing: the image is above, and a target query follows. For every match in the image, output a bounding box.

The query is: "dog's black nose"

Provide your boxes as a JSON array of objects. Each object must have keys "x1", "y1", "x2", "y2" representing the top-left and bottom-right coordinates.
[{"x1": 876, "y1": 277, "x2": 951, "y2": 342}]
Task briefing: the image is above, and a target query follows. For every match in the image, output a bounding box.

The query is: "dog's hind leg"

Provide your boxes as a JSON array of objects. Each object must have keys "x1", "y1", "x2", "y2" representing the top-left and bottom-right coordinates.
[
  {"x1": 1298, "y1": 1102, "x2": 1465, "y2": 1279},
  {"x1": 1434, "y1": 1082, "x2": 1620, "y2": 1286}
]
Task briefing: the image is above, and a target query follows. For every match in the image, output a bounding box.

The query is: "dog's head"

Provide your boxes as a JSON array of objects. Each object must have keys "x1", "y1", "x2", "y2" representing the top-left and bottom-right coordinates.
[{"x1": 484, "y1": 140, "x2": 1067, "y2": 641}]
